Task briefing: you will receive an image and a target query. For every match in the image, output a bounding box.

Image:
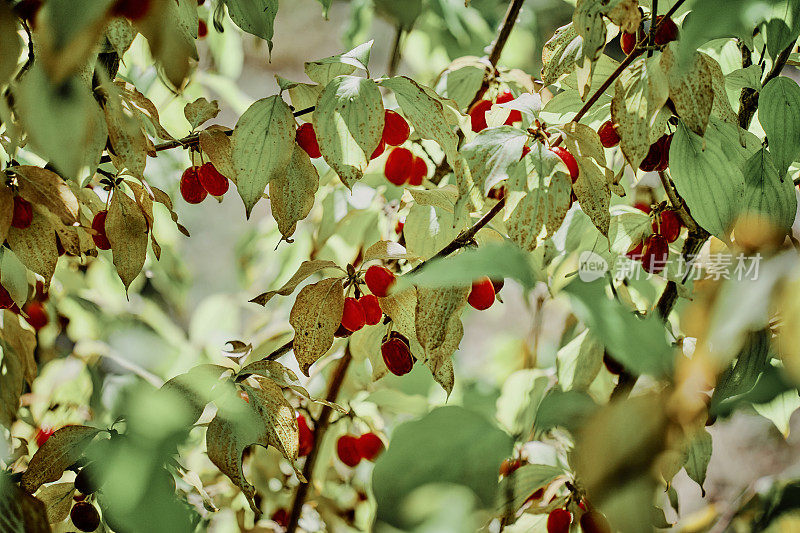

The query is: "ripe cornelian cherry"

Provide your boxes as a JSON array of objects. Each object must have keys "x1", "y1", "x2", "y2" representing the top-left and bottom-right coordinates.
[
  {"x1": 371, "y1": 140, "x2": 386, "y2": 160},
  {"x1": 355, "y1": 432, "x2": 384, "y2": 461},
  {"x1": 625, "y1": 240, "x2": 644, "y2": 261},
  {"x1": 297, "y1": 414, "x2": 313, "y2": 457},
  {"x1": 598, "y1": 120, "x2": 620, "y2": 148},
  {"x1": 408, "y1": 156, "x2": 427, "y2": 186},
  {"x1": 334, "y1": 323, "x2": 353, "y2": 338},
  {"x1": 520, "y1": 145, "x2": 531, "y2": 160},
  {"x1": 35, "y1": 426, "x2": 54, "y2": 447},
  {"x1": 365, "y1": 265, "x2": 395, "y2": 297},
  {"x1": 499, "y1": 458, "x2": 523, "y2": 477},
  {"x1": 296, "y1": 122, "x2": 321, "y2": 159},
  {"x1": 341, "y1": 297, "x2": 366, "y2": 332},
  {"x1": 180, "y1": 166, "x2": 208, "y2": 204},
  {"x1": 336, "y1": 435, "x2": 361, "y2": 467},
  {"x1": 111, "y1": 0, "x2": 151, "y2": 20},
  {"x1": 198, "y1": 162, "x2": 229, "y2": 196},
  {"x1": 383, "y1": 110, "x2": 411, "y2": 146},
  {"x1": 603, "y1": 352, "x2": 624, "y2": 375},
  {"x1": 11, "y1": 196, "x2": 33, "y2": 229},
  {"x1": 198, "y1": 19, "x2": 208, "y2": 38},
  {"x1": 580, "y1": 510, "x2": 612, "y2": 533},
  {"x1": 395, "y1": 220, "x2": 404, "y2": 234},
  {"x1": 633, "y1": 202, "x2": 652, "y2": 214},
  {"x1": 271, "y1": 509, "x2": 289, "y2": 528},
  {"x1": 550, "y1": 147, "x2": 579, "y2": 182},
  {"x1": 468, "y1": 276, "x2": 496, "y2": 311},
  {"x1": 547, "y1": 508, "x2": 572, "y2": 533},
  {"x1": 620, "y1": 31, "x2": 637, "y2": 55},
  {"x1": 381, "y1": 334, "x2": 414, "y2": 376},
  {"x1": 496, "y1": 91, "x2": 522, "y2": 124},
  {"x1": 23, "y1": 301, "x2": 48, "y2": 331},
  {"x1": 656, "y1": 134, "x2": 673, "y2": 171},
  {"x1": 358, "y1": 294, "x2": 382, "y2": 325},
  {"x1": 641, "y1": 234, "x2": 669, "y2": 274},
  {"x1": 653, "y1": 209, "x2": 682, "y2": 243},
  {"x1": 640, "y1": 134, "x2": 671, "y2": 172},
  {"x1": 70, "y1": 501, "x2": 101, "y2": 533},
  {"x1": 91, "y1": 210, "x2": 112, "y2": 250},
  {"x1": 653, "y1": 16, "x2": 679, "y2": 45},
  {"x1": 0, "y1": 284, "x2": 14, "y2": 309},
  {"x1": 384, "y1": 147, "x2": 413, "y2": 185},
  {"x1": 469, "y1": 99, "x2": 493, "y2": 132}
]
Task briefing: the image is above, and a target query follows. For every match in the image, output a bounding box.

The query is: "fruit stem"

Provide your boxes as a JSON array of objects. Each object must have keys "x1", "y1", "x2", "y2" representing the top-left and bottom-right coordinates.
[{"x1": 647, "y1": 0, "x2": 658, "y2": 58}]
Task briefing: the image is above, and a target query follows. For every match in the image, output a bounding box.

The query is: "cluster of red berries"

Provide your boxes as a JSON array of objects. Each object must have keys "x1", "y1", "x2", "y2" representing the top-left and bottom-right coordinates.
[
  {"x1": 468, "y1": 91, "x2": 522, "y2": 132},
  {"x1": 546, "y1": 506, "x2": 612, "y2": 533},
  {"x1": 626, "y1": 208, "x2": 682, "y2": 274},
  {"x1": 598, "y1": 120, "x2": 673, "y2": 173},
  {"x1": 336, "y1": 432, "x2": 384, "y2": 467},
  {"x1": 335, "y1": 293, "x2": 383, "y2": 336},
  {"x1": 1, "y1": 279, "x2": 49, "y2": 331},
  {"x1": 179, "y1": 162, "x2": 230, "y2": 204},
  {"x1": 620, "y1": 15, "x2": 679, "y2": 55}
]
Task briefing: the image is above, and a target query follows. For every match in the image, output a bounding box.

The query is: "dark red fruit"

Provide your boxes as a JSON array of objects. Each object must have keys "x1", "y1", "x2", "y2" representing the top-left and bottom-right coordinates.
[
  {"x1": 355, "y1": 432, "x2": 384, "y2": 461},
  {"x1": 496, "y1": 91, "x2": 522, "y2": 124},
  {"x1": 653, "y1": 209, "x2": 682, "y2": 243},
  {"x1": 297, "y1": 414, "x2": 313, "y2": 457},
  {"x1": 341, "y1": 297, "x2": 366, "y2": 332},
  {"x1": 371, "y1": 140, "x2": 386, "y2": 160},
  {"x1": 383, "y1": 110, "x2": 411, "y2": 146},
  {"x1": 640, "y1": 134, "x2": 671, "y2": 172},
  {"x1": 296, "y1": 122, "x2": 321, "y2": 159},
  {"x1": 550, "y1": 147, "x2": 579, "y2": 182},
  {"x1": 520, "y1": 145, "x2": 531, "y2": 160},
  {"x1": 384, "y1": 147, "x2": 413, "y2": 185},
  {"x1": 334, "y1": 323, "x2": 353, "y2": 338},
  {"x1": 408, "y1": 156, "x2": 427, "y2": 186},
  {"x1": 23, "y1": 301, "x2": 48, "y2": 331},
  {"x1": 653, "y1": 16, "x2": 679, "y2": 45},
  {"x1": 499, "y1": 458, "x2": 522, "y2": 477},
  {"x1": 111, "y1": 0, "x2": 151, "y2": 20},
  {"x1": 15, "y1": 0, "x2": 42, "y2": 25},
  {"x1": 336, "y1": 435, "x2": 361, "y2": 467},
  {"x1": 525, "y1": 487, "x2": 545, "y2": 503},
  {"x1": 395, "y1": 220, "x2": 404, "y2": 234},
  {"x1": 198, "y1": 162, "x2": 229, "y2": 196},
  {"x1": 365, "y1": 265, "x2": 395, "y2": 297},
  {"x1": 547, "y1": 508, "x2": 572, "y2": 533},
  {"x1": 70, "y1": 501, "x2": 101, "y2": 532},
  {"x1": 633, "y1": 202, "x2": 652, "y2": 214},
  {"x1": 641, "y1": 234, "x2": 669, "y2": 274},
  {"x1": 598, "y1": 120, "x2": 620, "y2": 148},
  {"x1": 11, "y1": 196, "x2": 33, "y2": 229},
  {"x1": 603, "y1": 353, "x2": 624, "y2": 375},
  {"x1": 469, "y1": 100, "x2": 492, "y2": 132},
  {"x1": 491, "y1": 278, "x2": 504, "y2": 294},
  {"x1": 625, "y1": 240, "x2": 644, "y2": 261},
  {"x1": 180, "y1": 166, "x2": 208, "y2": 204},
  {"x1": 358, "y1": 294, "x2": 382, "y2": 326},
  {"x1": 621, "y1": 31, "x2": 637, "y2": 55},
  {"x1": 197, "y1": 19, "x2": 208, "y2": 38},
  {"x1": 91, "y1": 210, "x2": 112, "y2": 250},
  {"x1": 580, "y1": 510, "x2": 612, "y2": 533},
  {"x1": 35, "y1": 426, "x2": 54, "y2": 447},
  {"x1": 381, "y1": 334, "x2": 414, "y2": 376},
  {"x1": 467, "y1": 276, "x2": 495, "y2": 311},
  {"x1": 656, "y1": 134, "x2": 673, "y2": 171},
  {"x1": 75, "y1": 464, "x2": 102, "y2": 495},
  {"x1": 0, "y1": 284, "x2": 14, "y2": 309},
  {"x1": 271, "y1": 508, "x2": 289, "y2": 528}
]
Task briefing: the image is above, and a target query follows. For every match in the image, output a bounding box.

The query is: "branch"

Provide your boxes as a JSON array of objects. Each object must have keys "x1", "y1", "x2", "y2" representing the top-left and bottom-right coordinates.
[
  {"x1": 738, "y1": 43, "x2": 793, "y2": 129},
  {"x1": 488, "y1": 0, "x2": 526, "y2": 67},
  {"x1": 286, "y1": 346, "x2": 353, "y2": 533},
  {"x1": 388, "y1": 26, "x2": 404, "y2": 77}
]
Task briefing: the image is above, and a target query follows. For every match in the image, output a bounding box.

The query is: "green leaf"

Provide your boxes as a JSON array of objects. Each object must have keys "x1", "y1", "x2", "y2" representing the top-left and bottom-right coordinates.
[
  {"x1": 403, "y1": 203, "x2": 465, "y2": 260},
  {"x1": 374, "y1": 0, "x2": 423, "y2": 29},
  {"x1": 441, "y1": 65, "x2": 485, "y2": 111},
  {"x1": 541, "y1": 23, "x2": 584, "y2": 86},
  {"x1": 315, "y1": 76, "x2": 384, "y2": 187},
  {"x1": 0, "y1": 249, "x2": 30, "y2": 307},
  {"x1": 21, "y1": 425, "x2": 101, "y2": 493},
  {"x1": 683, "y1": 429, "x2": 712, "y2": 496},
  {"x1": 608, "y1": 209, "x2": 651, "y2": 254},
  {"x1": 289, "y1": 277, "x2": 345, "y2": 375},
  {"x1": 304, "y1": 41, "x2": 373, "y2": 85},
  {"x1": 753, "y1": 389, "x2": 800, "y2": 437},
  {"x1": 495, "y1": 369, "x2": 550, "y2": 436},
  {"x1": 661, "y1": 45, "x2": 714, "y2": 136},
  {"x1": 0, "y1": 4, "x2": 21, "y2": 87},
  {"x1": 460, "y1": 126, "x2": 528, "y2": 194},
  {"x1": 372, "y1": 406, "x2": 513, "y2": 528},
  {"x1": 758, "y1": 76, "x2": 800, "y2": 179},
  {"x1": 231, "y1": 96, "x2": 295, "y2": 218},
  {"x1": 742, "y1": 148, "x2": 797, "y2": 232},
  {"x1": 496, "y1": 464, "x2": 566, "y2": 512},
  {"x1": 533, "y1": 388, "x2": 598, "y2": 437},
  {"x1": 557, "y1": 330, "x2": 604, "y2": 391},
  {"x1": 762, "y1": 1, "x2": 800, "y2": 59},
  {"x1": 269, "y1": 144, "x2": 320, "y2": 240},
  {"x1": 223, "y1": 0, "x2": 279, "y2": 54}
]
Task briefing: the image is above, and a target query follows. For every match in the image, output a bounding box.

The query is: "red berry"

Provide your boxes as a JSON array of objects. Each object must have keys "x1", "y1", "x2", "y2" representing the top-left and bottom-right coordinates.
[
  {"x1": 111, "y1": 0, "x2": 151, "y2": 20},
  {"x1": 491, "y1": 278, "x2": 504, "y2": 294},
  {"x1": 580, "y1": 510, "x2": 612, "y2": 533},
  {"x1": 341, "y1": 297, "x2": 366, "y2": 332},
  {"x1": 499, "y1": 458, "x2": 522, "y2": 477},
  {"x1": 467, "y1": 276, "x2": 495, "y2": 311},
  {"x1": 395, "y1": 220, "x2": 404, "y2": 234},
  {"x1": 0, "y1": 284, "x2": 14, "y2": 309},
  {"x1": 334, "y1": 323, "x2": 353, "y2": 338},
  {"x1": 358, "y1": 294, "x2": 382, "y2": 326},
  {"x1": 382, "y1": 110, "x2": 411, "y2": 146},
  {"x1": 336, "y1": 435, "x2": 361, "y2": 467},
  {"x1": 198, "y1": 19, "x2": 208, "y2": 38},
  {"x1": 550, "y1": 147, "x2": 579, "y2": 182},
  {"x1": 653, "y1": 16, "x2": 679, "y2": 45},
  {"x1": 621, "y1": 31, "x2": 637, "y2": 55},
  {"x1": 496, "y1": 91, "x2": 514, "y2": 104},
  {"x1": 297, "y1": 414, "x2": 313, "y2": 457},
  {"x1": 653, "y1": 209, "x2": 682, "y2": 243},
  {"x1": 91, "y1": 210, "x2": 111, "y2": 250},
  {"x1": 520, "y1": 145, "x2": 531, "y2": 160},
  {"x1": 633, "y1": 202, "x2": 652, "y2": 214},
  {"x1": 469, "y1": 100, "x2": 492, "y2": 132},
  {"x1": 180, "y1": 166, "x2": 207, "y2": 204},
  {"x1": 70, "y1": 501, "x2": 101, "y2": 532},
  {"x1": 598, "y1": 120, "x2": 620, "y2": 148},
  {"x1": 625, "y1": 240, "x2": 644, "y2": 261},
  {"x1": 23, "y1": 301, "x2": 48, "y2": 331},
  {"x1": 408, "y1": 156, "x2": 427, "y2": 186},
  {"x1": 641, "y1": 234, "x2": 669, "y2": 274},
  {"x1": 271, "y1": 508, "x2": 289, "y2": 528},
  {"x1": 35, "y1": 426, "x2": 54, "y2": 447},
  {"x1": 296, "y1": 123, "x2": 321, "y2": 159},
  {"x1": 197, "y1": 162, "x2": 229, "y2": 196},
  {"x1": 603, "y1": 353, "x2": 624, "y2": 375},
  {"x1": 364, "y1": 265, "x2": 395, "y2": 297},
  {"x1": 384, "y1": 147, "x2": 413, "y2": 185},
  {"x1": 547, "y1": 508, "x2": 572, "y2": 533},
  {"x1": 496, "y1": 91, "x2": 522, "y2": 124},
  {"x1": 656, "y1": 134, "x2": 673, "y2": 171},
  {"x1": 640, "y1": 134, "x2": 671, "y2": 172},
  {"x1": 11, "y1": 196, "x2": 33, "y2": 229},
  {"x1": 355, "y1": 432, "x2": 384, "y2": 461},
  {"x1": 525, "y1": 487, "x2": 545, "y2": 503},
  {"x1": 381, "y1": 335, "x2": 414, "y2": 376},
  {"x1": 371, "y1": 140, "x2": 386, "y2": 160}
]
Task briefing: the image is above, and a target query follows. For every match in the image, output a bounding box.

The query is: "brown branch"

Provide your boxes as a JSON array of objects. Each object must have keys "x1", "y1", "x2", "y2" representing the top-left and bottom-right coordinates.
[
  {"x1": 286, "y1": 346, "x2": 353, "y2": 533},
  {"x1": 387, "y1": 26, "x2": 404, "y2": 77},
  {"x1": 488, "y1": 0, "x2": 525, "y2": 67},
  {"x1": 739, "y1": 43, "x2": 793, "y2": 129}
]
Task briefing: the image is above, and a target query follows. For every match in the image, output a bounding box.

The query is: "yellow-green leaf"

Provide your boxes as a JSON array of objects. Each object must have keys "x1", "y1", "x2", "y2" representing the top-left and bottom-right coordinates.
[{"x1": 289, "y1": 277, "x2": 345, "y2": 375}]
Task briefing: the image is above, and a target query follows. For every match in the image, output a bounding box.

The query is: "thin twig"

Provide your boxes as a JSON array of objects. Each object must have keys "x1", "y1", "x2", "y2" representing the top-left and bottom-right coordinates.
[
  {"x1": 647, "y1": 0, "x2": 659, "y2": 58},
  {"x1": 388, "y1": 26, "x2": 404, "y2": 77},
  {"x1": 489, "y1": 0, "x2": 525, "y2": 67}
]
